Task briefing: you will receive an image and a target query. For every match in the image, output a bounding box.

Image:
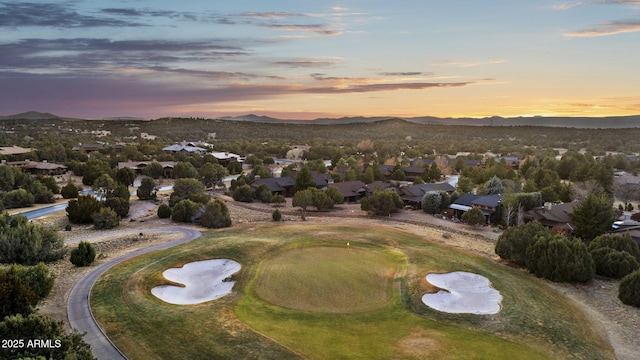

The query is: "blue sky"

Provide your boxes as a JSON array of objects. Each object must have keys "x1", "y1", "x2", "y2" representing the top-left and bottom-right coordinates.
[{"x1": 1, "y1": 0, "x2": 639, "y2": 119}]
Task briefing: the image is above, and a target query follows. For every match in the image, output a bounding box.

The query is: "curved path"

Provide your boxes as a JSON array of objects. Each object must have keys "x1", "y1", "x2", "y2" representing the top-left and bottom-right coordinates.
[{"x1": 67, "y1": 227, "x2": 202, "y2": 360}]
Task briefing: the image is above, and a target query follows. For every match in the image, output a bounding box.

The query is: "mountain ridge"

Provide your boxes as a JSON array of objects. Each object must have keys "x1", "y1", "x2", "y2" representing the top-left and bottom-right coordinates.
[{"x1": 3, "y1": 111, "x2": 640, "y2": 129}]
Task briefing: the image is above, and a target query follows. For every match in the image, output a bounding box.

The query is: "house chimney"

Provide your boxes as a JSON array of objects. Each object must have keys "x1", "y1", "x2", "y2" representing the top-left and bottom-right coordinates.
[
  {"x1": 544, "y1": 202, "x2": 553, "y2": 211},
  {"x1": 254, "y1": 175, "x2": 261, "y2": 180}
]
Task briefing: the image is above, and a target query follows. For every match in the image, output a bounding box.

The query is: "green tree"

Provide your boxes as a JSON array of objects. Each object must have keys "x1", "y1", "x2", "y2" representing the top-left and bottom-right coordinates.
[
  {"x1": 0, "y1": 214, "x2": 66, "y2": 265},
  {"x1": 0, "y1": 165, "x2": 15, "y2": 191},
  {"x1": 360, "y1": 190, "x2": 403, "y2": 216},
  {"x1": 199, "y1": 199, "x2": 232, "y2": 228},
  {"x1": 0, "y1": 271, "x2": 38, "y2": 318},
  {"x1": 92, "y1": 207, "x2": 120, "y2": 229},
  {"x1": 233, "y1": 184, "x2": 255, "y2": 203},
  {"x1": 484, "y1": 175, "x2": 504, "y2": 195},
  {"x1": 2, "y1": 189, "x2": 34, "y2": 209},
  {"x1": 292, "y1": 189, "x2": 313, "y2": 219},
  {"x1": 422, "y1": 191, "x2": 442, "y2": 214},
  {"x1": 200, "y1": 163, "x2": 229, "y2": 189},
  {"x1": 272, "y1": 209, "x2": 282, "y2": 221},
  {"x1": 37, "y1": 175, "x2": 60, "y2": 194},
  {"x1": 390, "y1": 168, "x2": 406, "y2": 181},
  {"x1": 70, "y1": 241, "x2": 96, "y2": 267},
  {"x1": 157, "y1": 203, "x2": 172, "y2": 218},
  {"x1": 30, "y1": 180, "x2": 55, "y2": 204},
  {"x1": 569, "y1": 192, "x2": 615, "y2": 243},
  {"x1": 137, "y1": 177, "x2": 158, "y2": 200},
  {"x1": 428, "y1": 162, "x2": 442, "y2": 182},
  {"x1": 170, "y1": 178, "x2": 205, "y2": 206},
  {"x1": 495, "y1": 221, "x2": 554, "y2": 266},
  {"x1": 173, "y1": 161, "x2": 200, "y2": 179},
  {"x1": 254, "y1": 184, "x2": 273, "y2": 203},
  {"x1": 171, "y1": 199, "x2": 200, "y2": 223},
  {"x1": 362, "y1": 166, "x2": 375, "y2": 184},
  {"x1": 462, "y1": 207, "x2": 486, "y2": 225},
  {"x1": 0, "y1": 313, "x2": 96, "y2": 359},
  {"x1": 67, "y1": 195, "x2": 103, "y2": 224},
  {"x1": 142, "y1": 161, "x2": 165, "y2": 179},
  {"x1": 325, "y1": 185, "x2": 344, "y2": 205},
  {"x1": 619, "y1": 270, "x2": 640, "y2": 307},
  {"x1": 104, "y1": 196, "x2": 130, "y2": 218},
  {"x1": 295, "y1": 165, "x2": 316, "y2": 191},
  {"x1": 526, "y1": 233, "x2": 595, "y2": 282},
  {"x1": 115, "y1": 167, "x2": 137, "y2": 187},
  {"x1": 61, "y1": 180, "x2": 79, "y2": 199},
  {"x1": 1, "y1": 263, "x2": 55, "y2": 304},
  {"x1": 310, "y1": 187, "x2": 334, "y2": 210}
]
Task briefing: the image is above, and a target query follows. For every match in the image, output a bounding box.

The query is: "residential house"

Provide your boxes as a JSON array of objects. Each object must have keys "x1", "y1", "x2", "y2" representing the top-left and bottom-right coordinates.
[
  {"x1": 329, "y1": 181, "x2": 367, "y2": 203},
  {"x1": 524, "y1": 201, "x2": 580, "y2": 233},
  {"x1": 118, "y1": 161, "x2": 176, "y2": 177},
  {"x1": 2, "y1": 160, "x2": 67, "y2": 176},
  {"x1": 399, "y1": 182, "x2": 456, "y2": 208},
  {"x1": 449, "y1": 193, "x2": 502, "y2": 224},
  {"x1": 249, "y1": 177, "x2": 295, "y2": 197}
]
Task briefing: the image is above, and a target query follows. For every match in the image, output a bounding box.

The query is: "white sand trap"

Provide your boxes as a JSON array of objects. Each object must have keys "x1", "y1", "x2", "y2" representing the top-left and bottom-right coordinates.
[
  {"x1": 421, "y1": 271, "x2": 502, "y2": 315},
  {"x1": 151, "y1": 259, "x2": 241, "y2": 305}
]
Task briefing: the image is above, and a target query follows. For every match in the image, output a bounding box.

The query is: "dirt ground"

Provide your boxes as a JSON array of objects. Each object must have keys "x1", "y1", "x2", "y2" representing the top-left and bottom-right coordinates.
[{"x1": 35, "y1": 196, "x2": 640, "y2": 359}]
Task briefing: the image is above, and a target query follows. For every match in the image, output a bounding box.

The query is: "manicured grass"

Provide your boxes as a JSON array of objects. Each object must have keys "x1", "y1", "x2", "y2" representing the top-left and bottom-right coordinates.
[
  {"x1": 91, "y1": 224, "x2": 615, "y2": 359},
  {"x1": 254, "y1": 246, "x2": 399, "y2": 313}
]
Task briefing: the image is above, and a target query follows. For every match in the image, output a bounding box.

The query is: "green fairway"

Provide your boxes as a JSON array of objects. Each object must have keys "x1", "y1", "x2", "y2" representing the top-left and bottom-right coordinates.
[{"x1": 91, "y1": 223, "x2": 614, "y2": 359}]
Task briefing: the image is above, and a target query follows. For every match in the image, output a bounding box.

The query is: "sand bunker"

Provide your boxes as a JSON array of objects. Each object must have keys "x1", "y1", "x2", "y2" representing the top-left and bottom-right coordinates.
[
  {"x1": 421, "y1": 271, "x2": 502, "y2": 315},
  {"x1": 151, "y1": 259, "x2": 241, "y2": 305}
]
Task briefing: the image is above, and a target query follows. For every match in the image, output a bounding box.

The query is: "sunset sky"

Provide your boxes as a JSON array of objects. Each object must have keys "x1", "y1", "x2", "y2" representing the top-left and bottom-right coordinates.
[{"x1": 1, "y1": 0, "x2": 639, "y2": 120}]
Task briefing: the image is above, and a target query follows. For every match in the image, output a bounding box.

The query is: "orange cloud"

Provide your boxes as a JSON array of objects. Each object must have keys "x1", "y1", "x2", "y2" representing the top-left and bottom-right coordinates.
[{"x1": 564, "y1": 20, "x2": 640, "y2": 37}]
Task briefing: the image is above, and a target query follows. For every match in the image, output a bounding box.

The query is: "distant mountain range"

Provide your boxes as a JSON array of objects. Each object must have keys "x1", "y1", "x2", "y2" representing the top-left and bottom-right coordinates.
[{"x1": 3, "y1": 111, "x2": 640, "y2": 129}]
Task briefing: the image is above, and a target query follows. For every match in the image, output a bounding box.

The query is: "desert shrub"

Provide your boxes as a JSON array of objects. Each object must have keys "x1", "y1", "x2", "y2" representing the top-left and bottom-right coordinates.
[
  {"x1": 254, "y1": 184, "x2": 273, "y2": 203},
  {"x1": 198, "y1": 199, "x2": 232, "y2": 229},
  {"x1": 67, "y1": 195, "x2": 103, "y2": 224},
  {"x1": 92, "y1": 207, "x2": 120, "y2": 229},
  {"x1": 60, "y1": 180, "x2": 79, "y2": 199},
  {"x1": 104, "y1": 197, "x2": 130, "y2": 218},
  {"x1": 310, "y1": 188, "x2": 334, "y2": 210},
  {"x1": 526, "y1": 233, "x2": 595, "y2": 283},
  {"x1": 0, "y1": 271, "x2": 38, "y2": 318},
  {"x1": 495, "y1": 221, "x2": 554, "y2": 266},
  {"x1": 0, "y1": 214, "x2": 66, "y2": 265},
  {"x1": 272, "y1": 209, "x2": 282, "y2": 221},
  {"x1": 272, "y1": 194, "x2": 286, "y2": 207},
  {"x1": 325, "y1": 186, "x2": 344, "y2": 205},
  {"x1": 137, "y1": 177, "x2": 158, "y2": 200},
  {"x1": 70, "y1": 241, "x2": 96, "y2": 267},
  {"x1": 171, "y1": 199, "x2": 199, "y2": 223},
  {"x1": 462, "y1": 207, "x2": 486, "y2": 225},
  {"x1": 170, "y1": 178, "x2": 205, "y2": 206},
  {"x1": 232, "y1": 184, "x2": 254, "y2": 203},
  {"x1": 587, "y1": 233, "x2": 640, "y2": 262},
  {"x1": 2, "y1": 189, "x2": 34, "y2": 209},
  {"x1": 592, "y1": 249, "x2": 639, "y2": 278},
  {"x1": 422, "y1": 191, "x2": 442, "y2": 214},
  {"x1": 1, "y1": 263, "x2": 55, "y2": 301},
  {"x1": 360, "y1": 190, "x2": 403, "y2": 216},
  {"x1": 30, "y1": 180, "x2": 55, "y2": 204},
  {"x1": 619, "y1": 270, "x2": 640, "y2": 307},
  {"x1": 157, "y1": 203, "x2": 172, "y2": 218}
]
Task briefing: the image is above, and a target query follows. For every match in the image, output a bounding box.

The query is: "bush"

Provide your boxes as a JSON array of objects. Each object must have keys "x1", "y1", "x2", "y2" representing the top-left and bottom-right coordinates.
[
  {"x1": 104, "y1": 197, "x2": 130, "y2": 218},
  {"x1": 157, "y1": 203, "x2": 172, "y2": 218},
  {"x1": 462, "y1": 207, "x2": 486, "y2": 225},
  {"x1": 619, "y1": 270, "x2": 640, "y2": 307},
  {"x1": 272, "y1": 194, "x2": 286, "y2": 207},
  {"x1": 325, "y1": 186, "x2": 344, "y2": 205},
  {"x1": 0, "y1": 214, "x2": 66, "y2": 265},
  {"x1": 587, "y1": 233, "x2": 640, "y2": 262},
  {"x1": 1, "y1": 263, "x2": 55, "y2": 301},
  {"x1": 70, "y1": 241, "x2": 96, "y2": 267},
  {"x1": 30, "y1": 181, "x2": 55, "y2": 204},
  {"x1": 272, "y1": 209, "x2": 282, "y2": 221},
  {"x1": 198, "y1": 199, "x2": 232, "y2": 229},
  {"x1": 495, "y1": 221, "x2": 554, "y2": 266},
  {"x1": 92, "y1": 207, "x2": 120, "y2": 229},
  {"x1": 360, "y1": 190, "x2": 403, "y2": 216},
  {"x1": 526, "y1": 233, "x2": 595, "y2": 283},
  {"x1": 171, "y1": 199, "x2": 199, "y2": 223},
  {"x1": 137, "y1": 177, "x2": 158, "y2": 200},
  {"x1": 422, "y1": 191, "x2": 442, "y2": 214},
  {"x1": 67, "y1": 195, "x2": 103, "y2": 224},
  {"x1": 60, "y1": 180, "x2": 79, "y2": 199},
  {"x1": 310, "y1": 188, "x2": 334, "y2": 210},
  {"x1": 254, "y1": 184, "x2": 273, "y2": 203},
  {"x1": 2, "y1": 189, "x2": 34, "y2": 209},
  {"x1": 232, "y1": 184, "x2": 254, "y2": 203}
]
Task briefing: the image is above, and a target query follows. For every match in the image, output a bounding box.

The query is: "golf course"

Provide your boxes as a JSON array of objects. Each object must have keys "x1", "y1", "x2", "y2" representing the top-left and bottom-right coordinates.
[{"x1": 91, "y1": 223, "x2": 614, "y2": 359}]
